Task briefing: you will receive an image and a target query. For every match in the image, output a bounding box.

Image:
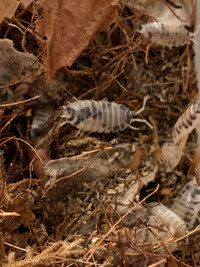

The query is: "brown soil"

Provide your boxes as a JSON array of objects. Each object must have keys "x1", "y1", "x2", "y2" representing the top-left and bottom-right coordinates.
[{"x1": 0, "y1": 2, "x2": 199, "y2": 266}]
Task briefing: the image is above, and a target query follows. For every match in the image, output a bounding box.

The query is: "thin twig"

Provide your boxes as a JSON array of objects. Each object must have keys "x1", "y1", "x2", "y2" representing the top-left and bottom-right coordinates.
[
  {"x1": 0, "y1": 95, "x2": 40, "y2": 108},
  {"x1": 0, "y1": 155, "x2": 5, "y2": 205}
]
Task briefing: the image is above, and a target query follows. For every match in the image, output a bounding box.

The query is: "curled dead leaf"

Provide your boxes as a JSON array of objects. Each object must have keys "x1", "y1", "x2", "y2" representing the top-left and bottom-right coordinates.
[{"x1": 36, "y1": 0, "x2": 120, "y2": 80}]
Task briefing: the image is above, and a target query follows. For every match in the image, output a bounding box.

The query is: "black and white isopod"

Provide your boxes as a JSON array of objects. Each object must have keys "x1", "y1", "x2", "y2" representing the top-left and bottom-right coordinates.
[
  {"x1": 172, "y1": 179, "x2": 200, "y2": 230},
  {"x1": 139, "y1": 22, "x2": 191, "y2": 48},
  {"x1": 31, "y1": 105, "x2": 55, "y2": 137},
  {"x1": 172, "y1": 99, "x2": 200, "y2": 145},
  {"x1": 61, "y1": 98, "x2": 152, "y2": 133}
]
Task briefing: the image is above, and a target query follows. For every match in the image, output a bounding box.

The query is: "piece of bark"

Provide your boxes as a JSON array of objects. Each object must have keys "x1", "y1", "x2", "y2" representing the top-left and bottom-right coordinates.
[{"x1": 44, "y1": 144, "x2": 133, "y2": 200}]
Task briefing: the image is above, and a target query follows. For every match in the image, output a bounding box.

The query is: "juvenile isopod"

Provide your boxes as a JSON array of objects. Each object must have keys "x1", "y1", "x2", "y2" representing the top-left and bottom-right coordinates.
[
  {"x1": 61, "y1": 97, "x2": 152, "y2": 133},
  {"x1": 172, "y1": 99, "x2": 200, "y2": 145},
  {"x1": 172, "y1": 179, "x2": 200, "y2": 230},
  {"x1": 139, "y1": 22, "x2": 191, "y2": 48},
  {"x1": 31, "y1": 105, "x2": 55, "y2": 137}
]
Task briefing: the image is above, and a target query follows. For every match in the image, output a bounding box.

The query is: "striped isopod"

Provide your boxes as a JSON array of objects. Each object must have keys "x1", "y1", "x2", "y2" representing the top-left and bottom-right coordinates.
[
  {"x1": 172, "y1": 179, "x2": 200, "y2": 230},
  {"x1": 31, "y1": 105, "x2": 55, "y2": 137},
  {"x1": 172, "y1": 99, "x2": 200, "y2": 145},
  {"x1": 150, "y1": 203, "x2": 187, "y2": 237},
  {"x1": 61, "y1": 98, "x2": 152, "y2": 133},
  {"x1": 139, "y1": 22, "x2": 191, "y2": 48}
]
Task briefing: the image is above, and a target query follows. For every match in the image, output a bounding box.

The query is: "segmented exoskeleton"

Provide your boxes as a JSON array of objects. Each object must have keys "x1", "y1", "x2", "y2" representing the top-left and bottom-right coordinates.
[
  {"x1": 31, "y1": 105, "x2": 54, "y2": 137},
  {"x1": 139, "y1": 22, "x2": 191, "y2": 48},
  {"x1": 150, "y1": 203, "x2": 187, "y2": 236},
  {"x1": 172, "y1": 179, "x2": 200, "y2": 230},
  {"x1": 61, "y1": 98, "x2": 152, "y2": 133},
  {"x1": 150, "y1": 179, "x2": 200, "y2": 233},
  {"x1": 172, "y1": 99, "x2": 200, "y2": 145}
]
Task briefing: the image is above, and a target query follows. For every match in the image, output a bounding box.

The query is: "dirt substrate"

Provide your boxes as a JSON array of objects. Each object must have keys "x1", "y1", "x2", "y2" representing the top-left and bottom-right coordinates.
[{"x1": 0, "y1": 3, "x2": 199, "y2": 267}]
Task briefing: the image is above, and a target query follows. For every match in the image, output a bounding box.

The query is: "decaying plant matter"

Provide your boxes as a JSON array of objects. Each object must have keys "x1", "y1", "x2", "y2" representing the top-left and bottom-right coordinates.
[{"x1": 0, "y1": 0, "x2": 200, "y2": 266}]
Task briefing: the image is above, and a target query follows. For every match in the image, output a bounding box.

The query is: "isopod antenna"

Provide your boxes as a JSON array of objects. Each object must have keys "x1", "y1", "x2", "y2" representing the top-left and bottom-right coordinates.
[{"x1": 130, "y1": 96, "x2": 153, "y2": 129}]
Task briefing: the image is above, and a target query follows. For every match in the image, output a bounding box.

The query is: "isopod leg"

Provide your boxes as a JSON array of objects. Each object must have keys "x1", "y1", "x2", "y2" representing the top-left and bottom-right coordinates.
[
  {"x1": 128, "y1": 124, "x2": 139, "y2": 130},
  {"x1": 130, "y1": 118, "x2": 153, "y2": 129}
]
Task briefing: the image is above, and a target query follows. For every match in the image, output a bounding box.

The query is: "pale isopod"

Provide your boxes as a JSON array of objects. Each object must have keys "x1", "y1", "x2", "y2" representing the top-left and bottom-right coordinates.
[
  {"x1": 172, "y1": 99, "x2": 200, "y2": 145},
  {"x1": 61, "y1": 98, "x2": 152, "y2": 133},
  {"x1": 31, "y1": 105, "x2": 55, "y2": 137},
  {"x1": 139, "y1": 22, "x2": 191, "y2": 48},
  {"x1": 172, "y1": 179, "x2": 200, "y2": 230},
  {"x1": 150, "y1": 203, "x2": 187, "y2": 236}
]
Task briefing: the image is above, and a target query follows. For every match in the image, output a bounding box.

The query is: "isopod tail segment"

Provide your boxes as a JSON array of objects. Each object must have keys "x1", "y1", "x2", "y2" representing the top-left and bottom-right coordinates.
[{"x1": 129, "y1": 96, "x2": 153, "y2": 130}]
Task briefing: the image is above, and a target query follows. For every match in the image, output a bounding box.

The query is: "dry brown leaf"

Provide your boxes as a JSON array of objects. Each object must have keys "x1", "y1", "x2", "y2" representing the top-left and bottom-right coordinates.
[
  {"x1": 130, "y1": 145, "x2": 142, "y2": 171},
  {"x1": 0, "y1": 0, "x2": 19, "y2": 24},
  {"x1": 20, "y1": 0, "x2": 33, "y2": 8},
  {"x1": 28, "y1": 147, "x2": 50, "y2": 182},
  {"x1": 0, "y1": 0, "x2": 33, "y2": 25},
  {"x1": 36, "y1": 0, "x2": 120, "y2": 80},
  {"x1": 159, "y1": 187, "x2": 173, "y2": 197}
]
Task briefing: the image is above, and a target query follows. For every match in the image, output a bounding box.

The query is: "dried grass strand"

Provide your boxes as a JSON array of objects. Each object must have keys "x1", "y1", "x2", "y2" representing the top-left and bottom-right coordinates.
[{"x1": 0, "y1": 95, "x2": 40, "y2": 108}]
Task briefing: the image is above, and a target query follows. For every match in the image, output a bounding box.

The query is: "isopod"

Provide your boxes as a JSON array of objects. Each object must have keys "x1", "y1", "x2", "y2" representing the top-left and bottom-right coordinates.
[
  {"x1": 150, "y1": 203, "x2": 187, "y2": 236},
  {"x1": 31, "y1": 105, "x2": 55, "y2": 137},
  {"x1": 172, "y1": 99, "x2": 200, "y2": 145},
  {"x1": 139, "y1": 22, "x2": 191, "y2": 48},
  {"x1": 61, "y1": 97, "x2": 152, "y2": 133},
  {"x1": 172, "y1": 179, "x2": 200, "y2": 230}
]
